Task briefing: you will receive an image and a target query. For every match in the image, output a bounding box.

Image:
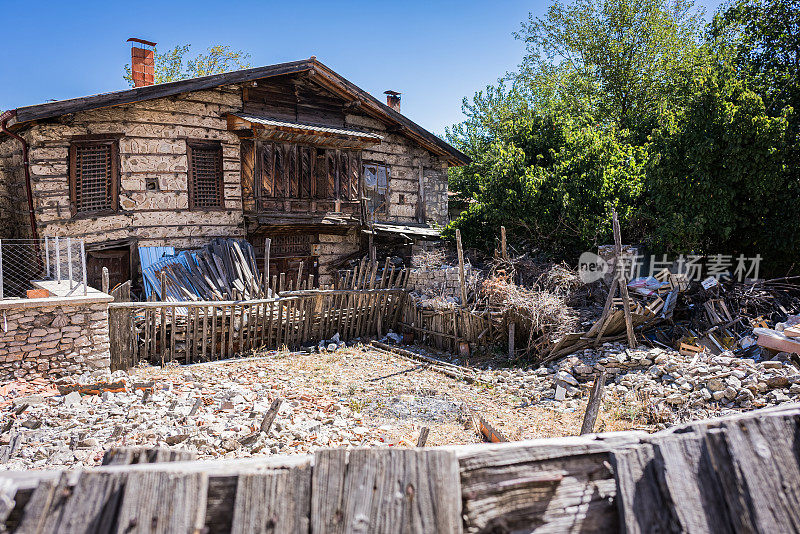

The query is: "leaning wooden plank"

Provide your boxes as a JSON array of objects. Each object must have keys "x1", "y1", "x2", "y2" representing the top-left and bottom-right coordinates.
[
  {"x1": 211, "y1": 306, "x2": 218, "y2": 360},
  {"x1": 610, "y1": 442, "x2": 680, "y2": 534},
  {"x1": 704, "y1": 411, "x2": 800, "y2": 532},
  {"x1": 276, "y1": 299, "x2": 284, "y2": 348},
  {"x1": 149, "y1": 309, "x2": 157, "y2": 362},
  {"x1": 456, "y1": 435, "x2": 639, "y2": 533},
  {"x1": 311, "y1": 448, "x2": 462, "y2": 534},
  {"x1": 142, "y1": 310, "x2": 151, "y2": 363},
  {"x1": 580, "y1": 370, "x2": 607, "y2": 435},
  {"x1": 238, "y1": 304, "x2": 247, "y2": 356},
  {"x1": 114, "y1": 471, "x2": 208, "y2": 534},
  {"x1": 228, "y1": 303, "x2": 237, "y2": 356},
  {"x1": 230, "y1": 465, "x2": 312, "y2": 534},
  {"x1": 14, "y1": 472, "x2": 126, "y2": 534},
  {"x1": 314, "y1": 294, "x2": 325, "y2": 343},
  {"x1": 247, "y1": 301, "x2": 256, "y2": 351},
  {"x1": 170, "y1": 306, "x2": 177, "y2": 362},
  {"x1": 267, "y1": 299, "x2": 275, "y2": 348}
]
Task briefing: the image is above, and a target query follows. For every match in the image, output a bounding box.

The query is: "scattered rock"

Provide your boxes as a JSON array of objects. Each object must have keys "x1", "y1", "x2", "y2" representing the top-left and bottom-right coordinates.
[{"x1": 63, "y1": 391, "x2": 82, "y2": 407}]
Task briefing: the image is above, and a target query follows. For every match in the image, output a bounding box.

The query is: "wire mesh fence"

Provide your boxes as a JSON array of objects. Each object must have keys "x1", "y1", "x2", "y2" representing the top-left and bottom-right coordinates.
[{"x1": 0, "y1": 237, "x2": 88, "y2": 299}]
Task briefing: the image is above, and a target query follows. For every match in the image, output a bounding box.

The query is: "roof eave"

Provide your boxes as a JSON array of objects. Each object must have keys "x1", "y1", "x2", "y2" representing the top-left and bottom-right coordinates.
[
  {"x1": 7, "y1": 57, "x2": 471, "y2": 165},
  {"x1": 309, "y1": 59, "x2": 471, "y2": 166},
  {"x1": 12, "y1": 59, "x2": 314, "y2": 124}
]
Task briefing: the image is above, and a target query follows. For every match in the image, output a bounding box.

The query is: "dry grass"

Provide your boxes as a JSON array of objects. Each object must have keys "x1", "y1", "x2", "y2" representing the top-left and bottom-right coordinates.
[
  {"x1": 481, "y1": 277, "x2": 578, "y2": 354},
  {"x1": 411, "y1": 249, "x2": 447, "y2": 270}
]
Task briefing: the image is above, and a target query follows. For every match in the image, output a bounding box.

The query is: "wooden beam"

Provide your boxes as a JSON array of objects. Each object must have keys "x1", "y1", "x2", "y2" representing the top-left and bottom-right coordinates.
[
  {"x1": 455, "y1": 229, "x2": 468, "y2": 306},
  {"x1": 613, "y1": 211, "x2": 637, "y2": 348},
  {"x1": 580, "y1": 370, "x2": 607, "y2": 435}
]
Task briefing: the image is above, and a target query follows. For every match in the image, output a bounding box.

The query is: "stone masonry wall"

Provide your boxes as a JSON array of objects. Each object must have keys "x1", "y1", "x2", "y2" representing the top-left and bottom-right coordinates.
[
  {"x1": 0, "y1": 136, "x2": 32, "y2": 239},
  {"x1": 21, "y1": 87, "x2": 245, "y2": 250},
  {"x1": 317, "y1": 231, "x2": 360, "y2": 286},
  {"x1": 408, "y1": 264, "x2": 478, "y2": 302},
  {"x1": 0, "y1": 297, "x2": 111, "y2": 381},
  {"x1": 346, "y1": 114, "x2": 451, "y2": 227}
]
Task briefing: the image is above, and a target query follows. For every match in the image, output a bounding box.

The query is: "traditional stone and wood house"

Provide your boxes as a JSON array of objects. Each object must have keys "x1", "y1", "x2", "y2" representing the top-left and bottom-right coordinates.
[{"x1": 0, "y1": 41, "x2": 468, "y2": 294}]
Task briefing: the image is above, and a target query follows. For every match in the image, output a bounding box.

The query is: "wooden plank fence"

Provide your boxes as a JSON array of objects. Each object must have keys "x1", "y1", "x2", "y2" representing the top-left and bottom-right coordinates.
[
  {"x1": 3, "y1": 404, "x2": 799, "y2": 533},
  {"x1": 109, "y1": 288, "x2": 406, "y2": 369},
  {"x1": 398, "y1": 300, "x2": 498, "y2": 353},
  {"x1": 107, "y1": 261, "x2": 411, "y2": 369}
]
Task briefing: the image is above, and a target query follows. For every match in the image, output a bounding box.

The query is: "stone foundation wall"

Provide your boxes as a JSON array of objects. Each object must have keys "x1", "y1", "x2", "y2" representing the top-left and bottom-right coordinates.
[
  {"x1": 317, "y1": 231, "x2": 360, "y2": 286},
  {"x1": 20, "y1": 87, "x2": 245, "y2": 250},
  {"x1": 408, "y1": 264, "x2": 478, "y2": 301},
  {"x1": 0, "y1": 295, "x2": 112, "y2": 381}
]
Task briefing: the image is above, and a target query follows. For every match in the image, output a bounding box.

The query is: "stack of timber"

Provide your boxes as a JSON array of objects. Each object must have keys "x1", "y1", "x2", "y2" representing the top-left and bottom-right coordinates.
[
  {"x1": 2, "y1": 404, "x2": 799, "y2": 533},
  {"x1": 143, "y1": 238, "x2": 264, "y2": 302}
]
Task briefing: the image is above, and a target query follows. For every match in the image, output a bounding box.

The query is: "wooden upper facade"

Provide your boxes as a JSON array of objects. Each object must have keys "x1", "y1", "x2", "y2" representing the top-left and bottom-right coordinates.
[{"x1": 0, "y1": 58, "x2": 467, "y2": 288}]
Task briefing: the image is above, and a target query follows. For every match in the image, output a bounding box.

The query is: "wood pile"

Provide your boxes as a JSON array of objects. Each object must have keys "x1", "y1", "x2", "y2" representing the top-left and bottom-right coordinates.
[
  {"x1": 143, "y1": 238, "x2": 263, "y2": 302},
  {"x1": 3, "y1": 404, "x2": 799, "y2": 533}
]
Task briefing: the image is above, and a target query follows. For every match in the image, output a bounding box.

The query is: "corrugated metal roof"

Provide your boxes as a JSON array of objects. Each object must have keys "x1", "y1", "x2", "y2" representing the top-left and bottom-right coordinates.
[
  {"x1": 230, "y1": 112, "x2": 383, "y2": 142},
  {"x1": 368, "y1": 223, "x2": 442, "y2": 240},
  {"x1": 139, "y1": 246, "x2": 176, "y2": 299}
]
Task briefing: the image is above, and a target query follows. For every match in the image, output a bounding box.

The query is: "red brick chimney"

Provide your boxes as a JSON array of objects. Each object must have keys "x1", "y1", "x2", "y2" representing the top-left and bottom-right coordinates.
[
  {"x1": 384, "y1": 90, "x2": 401, "y2": 112},
  {"x1": 128, "y1": 38, "x2": 157, "y2": 87}
]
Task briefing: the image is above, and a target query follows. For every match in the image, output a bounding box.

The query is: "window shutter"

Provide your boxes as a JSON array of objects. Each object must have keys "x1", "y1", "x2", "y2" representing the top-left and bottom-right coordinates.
[
  {"x1": 69, "y1": 140, "x2": 117, "y2": 215},
  {"x1": 188, "y1": 142, "x2": 224, "y2": 209}
]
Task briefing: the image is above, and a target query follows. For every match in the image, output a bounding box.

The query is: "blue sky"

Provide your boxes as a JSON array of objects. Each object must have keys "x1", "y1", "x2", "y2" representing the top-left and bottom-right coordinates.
[{"x1": 0, "y1": 0, "x2": 725, "y2": 136}]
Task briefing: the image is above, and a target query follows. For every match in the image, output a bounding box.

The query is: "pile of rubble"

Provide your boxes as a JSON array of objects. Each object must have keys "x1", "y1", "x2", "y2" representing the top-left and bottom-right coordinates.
[
  {"x1": 481, "y1": 343, "x2": 800, "y2": 427},
  {"x1": 0, "y1": 358, "x2": 400, "y2": 471}
]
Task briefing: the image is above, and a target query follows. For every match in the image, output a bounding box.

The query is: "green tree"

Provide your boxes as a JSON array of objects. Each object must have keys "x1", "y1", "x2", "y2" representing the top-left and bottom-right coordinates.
[
  {"x1": 645, "y1": 58, "x2": 793, "y2": 262},
  {"x1": 515, "y1": 0, "x2": 703, "y2": 130},
  {"x1": 711, "y1": 0, "x2": 799, "y2": 119},
  {"x1": 124, "y1": 44, "x2": 251, "y2": 86},
  {"x1": 446, "y1": 102, "x2": 646, "y2": 255}
]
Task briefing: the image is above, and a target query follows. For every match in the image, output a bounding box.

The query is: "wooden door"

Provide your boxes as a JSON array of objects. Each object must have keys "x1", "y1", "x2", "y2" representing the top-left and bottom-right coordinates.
[
  {"x1": 86, "y1": 248, "x2": 130, "y2": 291},
  {"x1": 270, "y1": 256, "x2": 319, "y2": 289}
]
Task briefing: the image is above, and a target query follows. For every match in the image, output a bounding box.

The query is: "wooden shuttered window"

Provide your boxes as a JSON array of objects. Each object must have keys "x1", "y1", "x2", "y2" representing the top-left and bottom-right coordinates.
[
  {"x1": 363, "y1": 162, "x2": 389, "y2": 217},
  {"x1": 255, "y1": 141, "x2": 360, "y2": 202},
  {"x1": 187, "y1": 141, "x2": 224, "y2": 209},
  {"x1": 69, "y1": 140, "x2": 119, "y2": 216}
]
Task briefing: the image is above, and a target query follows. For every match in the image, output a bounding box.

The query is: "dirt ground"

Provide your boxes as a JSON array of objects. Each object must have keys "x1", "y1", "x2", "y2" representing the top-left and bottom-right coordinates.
[{"x1": 138, "y1": 344, "x2": 651, "y2": 447}]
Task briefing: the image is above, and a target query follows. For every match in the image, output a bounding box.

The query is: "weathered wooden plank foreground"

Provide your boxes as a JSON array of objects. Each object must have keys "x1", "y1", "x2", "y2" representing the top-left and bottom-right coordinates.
[{"x1": 2, "y1": 404, "x2": 799, "y2": 533}]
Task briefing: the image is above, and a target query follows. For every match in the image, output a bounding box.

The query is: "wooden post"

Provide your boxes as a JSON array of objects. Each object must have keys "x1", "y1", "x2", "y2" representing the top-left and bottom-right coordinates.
[
  {"x1": 455, "y1": 229, "x2": 468, "y2": 306},
  {"x1": 416, "y1": 160, "x2": 425, "y2": 223},
  {"x1": 416, "y1": 427, "x2": 430, "y2": 447},
  {"x1": 108, "y1": 281, "x2": 132, "y2": 371},
  {"x1": 591, "y1": 278, "x2": 619, "y2": 348},
  {"x1": 102, "y1": 267, "x2": 110, "y2": 294},
  {"x1": 613, "y1": 211, "x2": 637, "y2": 348},
  {"x1": 369, "y1": 229, "x2": 376, "y2": 265},
  {"x1": 159, "y1": 273, "x2": 167, "y2": 366},
  {"x1": 508, "y1": 320, "x2": 515, "y2": 359},
  {"x1": 500, "y1": 226, "x2": 508, "y2": 260},
  {"x1": 261, "y1": 398, "x2": 283, "y2": 433},
  {"x1": 297, "y1": 261, "x2": 304, "y2": 290},
  {"x1": 263, "y1": 237, "x2": 271, "y2": 296},
  {"x1": 580, "y1": 370, "x2": 608, "y2": 435}
]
